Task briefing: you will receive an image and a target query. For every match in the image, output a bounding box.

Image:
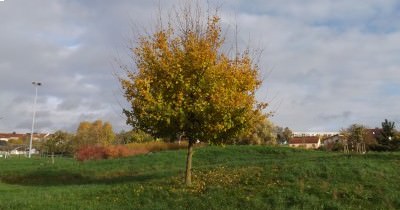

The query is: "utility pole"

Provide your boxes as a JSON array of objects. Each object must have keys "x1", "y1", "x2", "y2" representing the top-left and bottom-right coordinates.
[{"x1": 29, "y1": 82, "x2": 41, "y2": 158}]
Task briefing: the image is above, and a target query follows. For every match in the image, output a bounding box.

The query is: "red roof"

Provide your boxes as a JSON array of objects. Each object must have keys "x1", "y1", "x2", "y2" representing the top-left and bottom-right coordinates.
[
  {"x1": 0, "y1": 133, "x2": 48, "y2": 139},
  {"x1": 366, "y1": 129, "x2": 382, "y2": 138},
  {"x1": 0, "y1": 133, "x2": 26, "y2": 139},
  {"x1": 289, "y1": 136, "x2": 320, "y2": 144}
]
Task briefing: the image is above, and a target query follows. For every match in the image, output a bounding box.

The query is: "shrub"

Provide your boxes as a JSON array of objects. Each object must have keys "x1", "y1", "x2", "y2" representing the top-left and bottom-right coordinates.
[
  {"x1": 75, "y1": 142, "x2": 189, "y2": 161},
  {"x1": 368, "y1": 144, "x2": 391, "y2": 152},
  {"x1": 115, "y1": 130, "x2": 154, "y2": 144},
  {"x1": 75, "y1": 146, "x2": 107, "y2": 161}
]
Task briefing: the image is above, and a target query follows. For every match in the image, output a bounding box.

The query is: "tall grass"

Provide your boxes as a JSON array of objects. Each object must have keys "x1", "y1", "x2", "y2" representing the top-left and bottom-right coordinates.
[{"x1": 126, "y1": 141, "x2": 188, "y2": 152}]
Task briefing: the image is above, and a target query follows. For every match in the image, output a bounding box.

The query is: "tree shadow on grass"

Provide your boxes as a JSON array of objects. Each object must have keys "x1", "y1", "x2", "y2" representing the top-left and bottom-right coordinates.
[
  {"x1": 0, "y1": 170, "x2": 169, "y2": 187},
  {"x1": 363, "y1": 152, "x2": 400, "y2": 160}
]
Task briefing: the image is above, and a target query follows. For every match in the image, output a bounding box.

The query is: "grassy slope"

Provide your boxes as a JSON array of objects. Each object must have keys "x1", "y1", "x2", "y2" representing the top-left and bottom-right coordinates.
[{"x1": 0, "y1": 146, "x2": 399, "y2": 210}]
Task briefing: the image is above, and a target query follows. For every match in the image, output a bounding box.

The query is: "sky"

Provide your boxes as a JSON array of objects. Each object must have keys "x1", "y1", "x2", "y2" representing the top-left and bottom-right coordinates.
[{"x1": 0, "y1": 0, "x2": 399, "y2": 134}]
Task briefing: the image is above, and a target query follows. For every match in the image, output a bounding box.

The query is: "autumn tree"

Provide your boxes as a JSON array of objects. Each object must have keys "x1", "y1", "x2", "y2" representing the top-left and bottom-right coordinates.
[
  {"x1": 99, "y1": 121, "x2": 116, "y2": 145},
  {"x1": 120, "y1": 3, "x2": 266, "y2": 185},
  {"x1": 230, "y1": 113, "x2": 276, "y2": 145},
  {"x1": 75, "y1": 121, "x2": 92, "y2": 147},
  {"x1": 74, "y1": 120, "x2": 116, "y2": 149}
]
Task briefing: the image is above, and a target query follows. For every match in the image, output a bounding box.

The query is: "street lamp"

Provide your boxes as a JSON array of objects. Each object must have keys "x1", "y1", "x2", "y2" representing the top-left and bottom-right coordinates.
[{"x1": 29, "y1": 81, "x2": 42, "y2": 158}]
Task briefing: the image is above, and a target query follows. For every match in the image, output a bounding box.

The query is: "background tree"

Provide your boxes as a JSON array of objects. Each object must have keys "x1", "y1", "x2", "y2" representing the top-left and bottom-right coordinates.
[
  {"x1": 41, "y1": 131, "x2": 73, "y2": 161},
  {"x1": 75, "y1": 121, "x2": 92, "y2": 147},
  {"x1": 350, "y1": 125, "x2": 365, "y2": 144},
  {"x1": 377, "y1": 119, "x2": 399, "y2": 151},
  {"x1": 230, "y1": 113, "x2": 276, "y2": 145},
  {"x1": 341, "y1": 124, "x2": 368, "y2": 151},
  {"x1": 7, "y1": 136, "x2": 27, "y2": 145},
  {"x1": 99, "y1": 121, "x2": 116, "y2": 145},
  {"x1": 115, "y1": 129, "x2": 154, "y2": 144},
  {"x1": 74, "y1": 120, "x2": 116, "y2": 149},
  {"x1": 276, "y1": 126, "x2": 292, "y2": 144},
  {"x1": 120, "y1": 3, "x2": 266, "y2": 185}
]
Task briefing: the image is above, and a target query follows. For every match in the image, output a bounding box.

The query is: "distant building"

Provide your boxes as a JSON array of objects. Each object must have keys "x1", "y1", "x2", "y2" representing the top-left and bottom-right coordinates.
[
  {"x1": 288, "y1": 136, "x2": 321, "y2": 149},
  {"x1": 0, "y1": 132, "x2": 49, "y2": 142},
  {"x1": 322, "y1": 134, "x2": 345, "y2": 150},
  {"x1": 0, "y1": 132, "x2": 26, "y2": 142},
  {"x1": 292, "y1": 132, "x2": 339, "y2": 137},
  {"x1": 323, "y1": 129, "x2": 382, "y2": 151},
  {"x1": 323, "y1": 134, "x2": 343, "y2": 144}
]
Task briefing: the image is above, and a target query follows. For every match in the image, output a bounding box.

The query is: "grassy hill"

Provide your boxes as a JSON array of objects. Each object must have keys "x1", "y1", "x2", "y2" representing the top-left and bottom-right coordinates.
[{"x1": 0, "y1": 146, "x2": 399, "y2": 210}]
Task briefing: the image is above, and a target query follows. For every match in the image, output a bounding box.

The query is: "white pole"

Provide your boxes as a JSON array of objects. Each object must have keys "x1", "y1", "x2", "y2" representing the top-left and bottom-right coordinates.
[{"x1": 29, "y1": 82, "x2": 41, "y2": 158}]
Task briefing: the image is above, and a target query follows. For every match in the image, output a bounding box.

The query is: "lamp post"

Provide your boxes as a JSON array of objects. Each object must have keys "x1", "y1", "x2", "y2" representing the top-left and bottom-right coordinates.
[{"x1": 29, "y1": 82, "x2": 41, "y2": 158}]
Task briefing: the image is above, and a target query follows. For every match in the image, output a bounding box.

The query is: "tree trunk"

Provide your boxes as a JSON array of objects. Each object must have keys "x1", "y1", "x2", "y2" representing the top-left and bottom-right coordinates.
[{"x1": 185, "y1": 139, "x2": 194, "y2": 186}]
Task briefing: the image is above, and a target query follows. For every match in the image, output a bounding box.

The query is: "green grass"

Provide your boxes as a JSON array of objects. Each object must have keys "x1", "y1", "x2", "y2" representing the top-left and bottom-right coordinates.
[{"x1": 0, "y1": 146, "x2": 399, "y2": 210}]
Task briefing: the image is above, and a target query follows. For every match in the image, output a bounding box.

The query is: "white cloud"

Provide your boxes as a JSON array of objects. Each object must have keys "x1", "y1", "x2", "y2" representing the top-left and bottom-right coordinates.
[{"x1": 0, "y1": 0, "x2": 399, "y2": 133}]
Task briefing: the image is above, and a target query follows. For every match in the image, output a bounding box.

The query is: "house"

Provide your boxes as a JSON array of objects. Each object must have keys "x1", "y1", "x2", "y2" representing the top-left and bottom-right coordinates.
[
  {"x1": 288, "y1": 136, "x2": 321, "y2": 149},
  {"x1": 0, "y1": 132, "x2": 49, "y2": 142},
  {"x1": 322, "y1": 134, "x2": 345, "y2": 150},
  {"x1": 0, "y1": 132, "x2": 26, "y2": 142},
  {"x1": 10, "y1": 146, "x2": 28, "y2": 155},
  {"x1": 292, "y1": 132, "x2": 339, "y2": 137},
  {"x1": 0, "y1": 132, "x2": 48, "y2": 155},
  {"x1": 323, "y1": 134, "x2": 342, "y2": 144},
  {"x1": 322, "y1": 129, "x2": 382, "y2": 151}
]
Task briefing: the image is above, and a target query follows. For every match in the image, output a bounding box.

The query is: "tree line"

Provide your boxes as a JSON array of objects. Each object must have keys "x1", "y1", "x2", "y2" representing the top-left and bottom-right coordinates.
[
  {"x1": 0, "y1": 118, "x2": 289, "y2": 156},
  {"x1": 326, "y1": 119, "x2": 400, "y2": 152}
]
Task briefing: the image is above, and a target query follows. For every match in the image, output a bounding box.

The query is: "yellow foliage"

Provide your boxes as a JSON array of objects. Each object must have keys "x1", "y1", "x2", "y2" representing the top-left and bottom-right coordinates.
[
  {"x1": 74, "y1": 120, "x2": 115, "y2": 148},
  {"x1": 121, "y1": 6, "x2": 266, "y2": 144}
]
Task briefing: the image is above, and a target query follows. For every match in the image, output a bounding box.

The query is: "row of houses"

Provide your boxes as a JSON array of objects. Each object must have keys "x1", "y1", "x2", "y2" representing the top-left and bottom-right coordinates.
[
  {"x1": 288, "y1": 129, "x2": 382, "y2": 149},
  {"x1": 0, "y1": 147, "x2": 39, "y2": 156},
  {"x1": 0, "y1": 132, "x2": 49, "y2": 142},
  {"x1": 288, "y1": 131, "x2": 336, "y2": 149},
  {"x1": 0, "y1": 132, "x2": 48, "y2": 156}
]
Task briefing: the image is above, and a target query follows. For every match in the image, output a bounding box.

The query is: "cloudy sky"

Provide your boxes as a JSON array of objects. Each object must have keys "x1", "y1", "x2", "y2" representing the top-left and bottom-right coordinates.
[{"x1": 1, "y1": 0, "x2": 399, "y2": 134}]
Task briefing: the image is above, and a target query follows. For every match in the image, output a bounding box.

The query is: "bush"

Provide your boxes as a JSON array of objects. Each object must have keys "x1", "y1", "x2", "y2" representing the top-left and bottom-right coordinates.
[
  {"x1": 75, "y1": 142, "x2": 189, "y2": 161},
  {"x1": 369, "y1": 144, "x2": 392, "y2": 152},
  {"x1": 115, "y1": 130, "x2": 154, "y2": 144},
  {"x1": 75, "y1": 146, "x2": 107, "y2": 161},
  {"x1": 324, "y1": 142, "x2": 344, "y2": 151}
]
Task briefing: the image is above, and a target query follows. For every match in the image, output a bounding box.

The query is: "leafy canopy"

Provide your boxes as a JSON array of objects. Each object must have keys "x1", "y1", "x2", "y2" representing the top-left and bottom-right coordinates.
[
  {"x1": 74, "y1": 120, "x2": 115, "y2": 147},
  {"x1": 121, "y1": 11, "x2": 265, "y2": 143}
]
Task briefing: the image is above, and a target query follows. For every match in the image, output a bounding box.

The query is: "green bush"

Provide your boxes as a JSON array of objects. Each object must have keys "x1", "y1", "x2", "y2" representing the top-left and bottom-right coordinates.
[{"x1": 116, "y1": 130, "x2": 154, "y2": 144}]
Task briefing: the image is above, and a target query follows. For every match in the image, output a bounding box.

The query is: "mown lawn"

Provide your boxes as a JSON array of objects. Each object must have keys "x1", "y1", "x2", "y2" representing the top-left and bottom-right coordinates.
[{"x1": 0, "y1": 146, "x2": 399, "y2": 210}]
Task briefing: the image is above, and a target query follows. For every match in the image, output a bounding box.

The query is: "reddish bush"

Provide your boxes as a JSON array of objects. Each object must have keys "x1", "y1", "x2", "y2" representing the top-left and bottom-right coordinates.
[
  {"x1": 75, "y1": 146, "x2": 107, "y2": 162},
  {"x1": 75, "y1": 142, "x2": 190, "y2": 161},
  {"x1": 104, "y1": 146, "x2": 120, "y2": 158}
]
